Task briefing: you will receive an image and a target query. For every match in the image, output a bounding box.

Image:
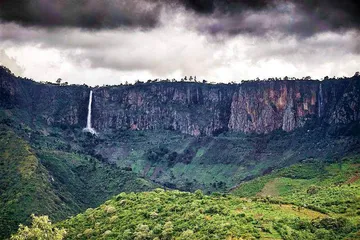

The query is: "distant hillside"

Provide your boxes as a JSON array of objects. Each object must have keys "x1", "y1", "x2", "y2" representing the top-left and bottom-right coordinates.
[{"x1": 232, "y1": 157, "x2": 360, "y2": 218}]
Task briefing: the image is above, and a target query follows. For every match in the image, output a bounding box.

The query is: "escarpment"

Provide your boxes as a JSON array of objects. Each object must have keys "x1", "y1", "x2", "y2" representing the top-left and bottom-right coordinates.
[{"x1": 1, "y1": 67, "x2": 359, "y2": 136}]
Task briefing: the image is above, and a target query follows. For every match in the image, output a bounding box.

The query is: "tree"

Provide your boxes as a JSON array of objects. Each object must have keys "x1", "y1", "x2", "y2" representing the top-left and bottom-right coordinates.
[
  {"x1": 354, "y1": 71, "x2": 359, "y2": 77},
  {"x1": 161, "y1": 222, "x2": 174, "y2": 240},
  {"x1": 134, "y1": 224, "x2": 151, "y2": 240},
  {"x1": 11, "y1": 215, "x2": 66, "y2": 240},
  {"x1": 56, "y1": 78, "x2": 62, "y2": 85}
]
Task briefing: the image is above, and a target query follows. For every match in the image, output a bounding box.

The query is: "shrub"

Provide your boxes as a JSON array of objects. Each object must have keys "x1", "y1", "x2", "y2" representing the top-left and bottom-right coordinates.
[
  {"x1": 161, "y1": 222, "x2": 174, "y2": 240},
  {"x1": 83, "y1": 228, "x2": 94, "y2": 236},
  {"x1": 105, "y1": 205, "x2": 116, "y2": 214},
  {"x1": 195, "y1": 189, "x2": 204, "y2": 198},
  {"x1": 134, "y1": 224, "x2": 151, "y2": 240},
  {"x1": 307, "y1": 185, "x2": 320, "y2": 195},
  {"x1": 11, "y1": 215, "x2": 66, "y2": 240},
  {"x1": 179, "y1": 230, "x2": 195, "y2": 239}
]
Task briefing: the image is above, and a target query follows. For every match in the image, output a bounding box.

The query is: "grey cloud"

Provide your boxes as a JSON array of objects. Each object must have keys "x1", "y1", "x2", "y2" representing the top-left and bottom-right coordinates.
[
  {"x1": 1, "y1": 0, "x2": 360, "y2": 38},
  {"x1": 0, "y1": 49, "x2": 24, "y2": 76},
  {"x1": 3, "y1": 22, "x2": 360, "y2": 84},
  {"x1": 0, "y1": 21, "x2": 221, "y2": 76},
  {"x1": 197, "y1": 1, "x2": 360, "y2": 38},
  {"x1": 0, "y1": 0, "x2": 162, "y2": 29}
]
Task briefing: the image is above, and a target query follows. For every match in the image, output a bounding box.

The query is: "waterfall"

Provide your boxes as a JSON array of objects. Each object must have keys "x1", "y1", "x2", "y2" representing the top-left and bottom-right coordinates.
[
  {"x1": 318, "y1": 83, "x2": 324, "y2": 118},
  {"x1": 83, "y1": 90, "x2": 97, "y2": 135}
]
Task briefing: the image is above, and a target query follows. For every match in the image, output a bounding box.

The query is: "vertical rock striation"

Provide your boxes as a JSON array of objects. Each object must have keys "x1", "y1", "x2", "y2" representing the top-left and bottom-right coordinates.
[
  {"x1": 1, "y1": 66, "x2": 359, "y2": 135},
  {"x1": 228, "y1": 79, "x2": 360, "y2": 133},
  {"x1": 92, "y1": 83, "x2": 234, "y2": 136},
  {"x1": 228, "y1": 81, "x2": 319, "y2": 133}
]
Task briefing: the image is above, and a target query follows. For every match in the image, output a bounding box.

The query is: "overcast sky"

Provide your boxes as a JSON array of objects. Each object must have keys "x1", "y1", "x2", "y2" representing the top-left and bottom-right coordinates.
[{"x1": 1, "y1": 0, "x2": 360, "y2": 86}]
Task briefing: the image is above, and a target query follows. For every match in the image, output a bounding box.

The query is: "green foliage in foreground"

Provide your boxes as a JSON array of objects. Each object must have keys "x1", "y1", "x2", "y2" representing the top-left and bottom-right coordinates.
[
  {"x1": 57, "y1": 189, "x2": 360, "y2": 240},
  {"x1": 11, "y1": 215, "x2": 66, "y2": 240}
]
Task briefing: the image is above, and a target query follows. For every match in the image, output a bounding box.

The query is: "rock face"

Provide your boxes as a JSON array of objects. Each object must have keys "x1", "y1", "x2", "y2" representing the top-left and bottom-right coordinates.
[
  {"x1": 228, "y1": 81, "x2": 319, "y2": 133},
  {"x1": 0, "y1": 67, "x2": 89, "y2": 128},
  {"x1": 92, "y1": 83, "x2": 234, "y2": 136},
  {"x1": 1, "y1": 67, "x2": 359, "y2": 135},
  {"x1": 228, "y1": 79, "x2": 360, "y2": 133}
]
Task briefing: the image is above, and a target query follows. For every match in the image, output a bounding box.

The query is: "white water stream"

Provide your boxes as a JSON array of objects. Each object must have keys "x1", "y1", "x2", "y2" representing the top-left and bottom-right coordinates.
[
  {"x1": 318, "y1": 83, "x2": 324, "y2": 118},
  {"x1": 83, "y1": 90, "x2": 97, "y2": 134}
]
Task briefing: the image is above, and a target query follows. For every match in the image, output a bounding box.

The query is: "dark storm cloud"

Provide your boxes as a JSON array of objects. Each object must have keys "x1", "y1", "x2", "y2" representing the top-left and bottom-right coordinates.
[
  {"x1": 0, "y1": 0, "x2": 273, "y2": 30},
  {"x1": 0, "y1": 0, "x2": 163, "y2": 29},
  {"x1": 191, "y1": 0, "x2": 360, "y2": 37},
  {"x1": 0, "y1": 0, "x2": 360, "y2": 36}
]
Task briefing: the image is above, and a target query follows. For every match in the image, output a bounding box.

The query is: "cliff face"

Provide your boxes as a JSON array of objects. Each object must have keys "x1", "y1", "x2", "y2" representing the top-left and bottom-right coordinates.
[
  {"x1": 1, "y1": 67, "x2": 359, "y2": 135},
  {"x1": 0, "y1": 68, "x2": 89, "y2": 128},
  {"x1": 228, "y1": 80, "x2": 359, "y2": 133},
  {"x1": 228, "y1": 81, "x2": 318, "y2": 133},
  {"x1": 92, "y1": 83, "x2": 234, "y2": 136}
]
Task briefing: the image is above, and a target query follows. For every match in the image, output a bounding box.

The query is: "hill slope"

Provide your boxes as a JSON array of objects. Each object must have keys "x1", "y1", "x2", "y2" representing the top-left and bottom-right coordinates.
[
  {"x1": 0, "y1": 123, "x2": 157, "y2": 239},
  {"x1": 58, "y1": 157, "x2": 360, "y2": 240},
  {"x1": 232, "y1": 157, "x2": 360, "y2": 223}
]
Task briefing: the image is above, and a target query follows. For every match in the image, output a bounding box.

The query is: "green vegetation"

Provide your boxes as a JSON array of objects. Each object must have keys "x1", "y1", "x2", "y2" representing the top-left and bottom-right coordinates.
[
  {"x1": 0, "y1": 125, "x2": 71, "y2": 238},
  {"x1": 11, "y1": 215, "x2": 66, "y2": 240},
  {"x1": 73, "y1": 125, "x2": 360, "y2": 194},
  {"x1": 0, "y1": 123, "x2": 157, "y2": 239},
  {"x1": 57, "y1": 187, "x2": 359, "y2": 239},
  {"x1": 1, "y1": 101, "x2": 360, "y2": 239},
  {"x1": 1, "y1": 71, "x2": 360, "y2": 239},
  {"x1": 232, "y1": 158, "x2": 360, "y2": 226},
  {"x1": 5, "y1": 130, "x2": 360, "y2": 239}
]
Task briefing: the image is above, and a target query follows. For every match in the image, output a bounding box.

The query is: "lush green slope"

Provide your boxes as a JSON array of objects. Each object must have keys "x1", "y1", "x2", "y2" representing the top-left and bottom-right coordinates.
[
  {"x1": 58, "y1": 188, "x2": 359, "y2": 240},
  {"x1": 55, "y1": 157, "x2": 360, "y2": 240},
  {"x1": 232, "y1": 158, "x2": 360, "y2": 224},
  {"x1": 8, "y1": 156, "x2": 359, "y2": 239},
  {"x1": 0, "y1": 123, "x2": 157, "y2": 239},
  {"x1": 0, "y1": 125, "x2": 72, "y2": 238}
]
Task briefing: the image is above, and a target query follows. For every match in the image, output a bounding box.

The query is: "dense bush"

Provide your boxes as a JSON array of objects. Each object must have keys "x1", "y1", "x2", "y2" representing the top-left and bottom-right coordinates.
[{"x1": 11, "y1": 215, "x2": 66, "y2": 240}]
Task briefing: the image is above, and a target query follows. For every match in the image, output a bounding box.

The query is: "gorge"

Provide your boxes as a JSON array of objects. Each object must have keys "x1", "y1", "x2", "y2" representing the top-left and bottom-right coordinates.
[{"x1": 1, "y1": 66, "x2": 360, "y2": 239}]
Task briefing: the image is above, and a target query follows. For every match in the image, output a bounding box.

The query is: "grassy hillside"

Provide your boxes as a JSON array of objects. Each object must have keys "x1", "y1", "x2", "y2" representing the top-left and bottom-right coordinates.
[
  {"x1": 58, "y1": 187, "x2": 359, "y2": 240},
  {"x1": 0, "y1": 123, "x2": 157, "y2": 239},
  {"x1": 7, "y1": 156, "x2": 359, "y2": 239},
  {"x1": 54, "y1": 157, "x2": 360, "y2": 240},
  {"x1": 0, "y1": 125, "x2": 73, "y2": 238},
  {"x1": 232, "y1": 157, "x2": 360, "y2": 224}
]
